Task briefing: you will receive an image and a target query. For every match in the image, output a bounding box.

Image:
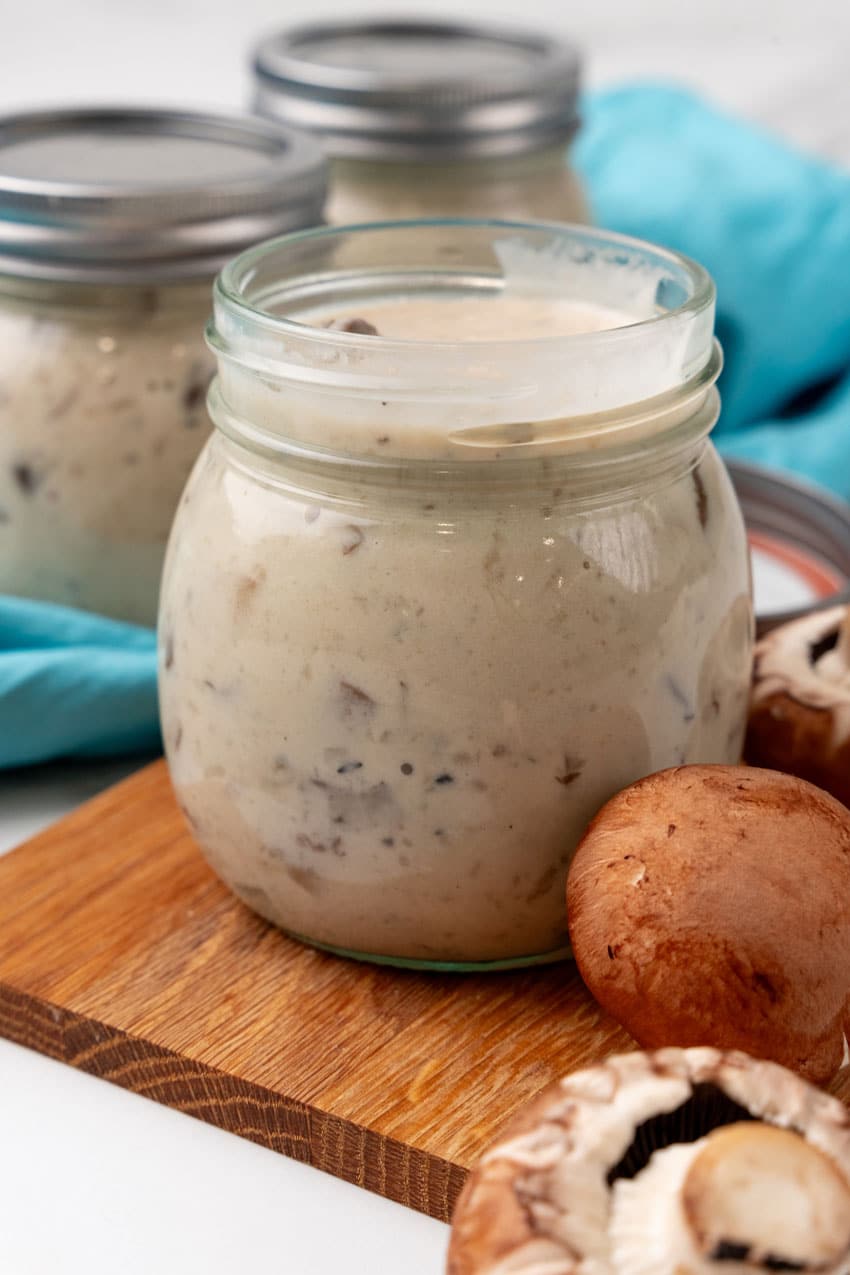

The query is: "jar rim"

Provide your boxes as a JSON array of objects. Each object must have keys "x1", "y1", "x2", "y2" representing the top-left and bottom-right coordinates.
[
  {"x1": 216, "y1": 216, "x2": 714, "y2": 353},
  {"x1": 210, "y1": 219, "x2": 718, "y2": 461}
]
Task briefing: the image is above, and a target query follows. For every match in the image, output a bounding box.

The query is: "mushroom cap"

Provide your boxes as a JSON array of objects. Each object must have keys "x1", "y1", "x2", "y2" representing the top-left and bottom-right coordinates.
[
  {"x1": 746, "y1": 606, "x2": 850, "y2": 807},
  {"x1": 447, "y1": 1048, "x2": 850, "y2": 1275},
  {"x1": 566, "y1": 764, "x2": 850, "y2": 1083}
]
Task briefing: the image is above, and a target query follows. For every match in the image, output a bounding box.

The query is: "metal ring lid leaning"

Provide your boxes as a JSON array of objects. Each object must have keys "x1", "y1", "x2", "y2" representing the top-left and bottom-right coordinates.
[
  {"x1": 727, "y1": 459, "x2": 850, "y2": 635},
  {"x1": 0, "y1": 106, "x2": 328, "y2": 283},
  {"x1": 252, "y1": 19, "x2": 582, "y2": 159}
]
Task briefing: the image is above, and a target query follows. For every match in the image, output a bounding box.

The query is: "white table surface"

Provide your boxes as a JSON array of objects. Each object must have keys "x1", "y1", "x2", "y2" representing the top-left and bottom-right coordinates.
[{"x1": 1, "y1": 0, "x2": 847, "y2": 1270}]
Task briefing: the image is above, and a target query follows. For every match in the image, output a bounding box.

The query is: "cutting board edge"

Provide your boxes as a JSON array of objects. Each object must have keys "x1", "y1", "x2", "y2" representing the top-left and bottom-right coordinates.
[{"x1": 0, "y1": 980, "x2": 465, "y2": 1221}]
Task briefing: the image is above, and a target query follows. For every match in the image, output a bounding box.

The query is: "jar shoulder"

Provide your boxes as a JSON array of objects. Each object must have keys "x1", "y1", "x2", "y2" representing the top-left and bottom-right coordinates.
[{"x1": 164, "y1": 437, "x2": 750, "y2": 603}]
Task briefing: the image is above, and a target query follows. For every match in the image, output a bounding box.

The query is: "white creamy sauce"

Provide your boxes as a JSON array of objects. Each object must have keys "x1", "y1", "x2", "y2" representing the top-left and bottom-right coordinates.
[
  {"x1": 312, "y1": 294, "x2": 634, "y2": 342},
  {"x1": 326, "y1": 148, "x2": 589, "y2": 226},
  {"x1": 0, "y1": 290, "x2": 213, "y2": 623},
  {"x1": 160, "y1": 291, "x2": 752, "y2": 963}
]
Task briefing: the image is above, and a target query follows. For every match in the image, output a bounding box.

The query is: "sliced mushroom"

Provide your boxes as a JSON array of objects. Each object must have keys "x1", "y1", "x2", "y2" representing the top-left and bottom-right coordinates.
[
  {"x1": 746, "y1": 604, "x2": 850, "y2": 807},
  {"x1": 447, "y1": 1048, "x2": 850, "y2": 1275}
]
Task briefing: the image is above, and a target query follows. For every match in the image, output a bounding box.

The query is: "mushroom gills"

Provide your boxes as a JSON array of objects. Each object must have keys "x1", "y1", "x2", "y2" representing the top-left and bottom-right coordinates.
[
  {"x1": 810, "y1": 626, "x2": 841, "y2": 666},
  {"x1": 815, "y1": 614, "x2": 850, "y2": 687},
  {"x1": 607, "y1": 1084, "x2": 754, "y2": 1185},
  {"x1": 610, "y1": 1122, "x2": 850, "y2": 1275}
]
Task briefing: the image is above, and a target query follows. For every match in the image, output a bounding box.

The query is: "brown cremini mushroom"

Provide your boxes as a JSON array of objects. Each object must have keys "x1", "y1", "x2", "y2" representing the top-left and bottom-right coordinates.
[
  {"x1": 566, "y1": 764, "x2": 850, "y2": 1084},
  {"x1": 746, "y1": 604, "x2": 850, "y2": 807},
  {"x1": 447, "y1": 1048, "x2": 850, "y2": 1275}
]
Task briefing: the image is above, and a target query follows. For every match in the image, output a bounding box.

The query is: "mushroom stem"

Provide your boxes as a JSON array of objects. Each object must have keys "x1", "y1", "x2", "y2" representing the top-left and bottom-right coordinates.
[{"x1": 682, "y1": 1123, "x2": 850, "y2": 1272}]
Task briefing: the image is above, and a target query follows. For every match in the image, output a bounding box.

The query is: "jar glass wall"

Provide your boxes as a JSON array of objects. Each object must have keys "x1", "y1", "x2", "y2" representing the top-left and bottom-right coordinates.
[
  {"x1": 0, "y1": 106, "x2": 327, "y2": 623},
  {"x1": 159, "y1": 221, "x2": 753, "y2": 969},
  {"x1": 326, "y1": 147, "x2": 588, "y2": 225},
  {"x1": 0, "y1": 277, "x2": 213, "y2": 624}
]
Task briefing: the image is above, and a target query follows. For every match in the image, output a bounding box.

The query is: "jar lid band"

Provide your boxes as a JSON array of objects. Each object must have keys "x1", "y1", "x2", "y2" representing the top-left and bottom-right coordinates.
[
  {"x1": 0, "y1": 107, "x2": 327, "y2": 283},
  {"x1": 252, "y1": 19, "x2": 581, "y2": 160}
]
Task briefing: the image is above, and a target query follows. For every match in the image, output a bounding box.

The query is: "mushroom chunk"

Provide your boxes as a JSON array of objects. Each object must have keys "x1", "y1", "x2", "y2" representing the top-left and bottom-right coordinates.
[
  {"x1": 566, "y1": 765, "x2": 850, "y2": 1084},
  {"x1": 447, "y1": 1048, "x2": 850, "y2": 1275},
  {"x1": 746, "y1": 605, "x2": 850, "y2": 807},
  {"x1": 322, "y1": 316, "x2": 380, "y2": 335}
]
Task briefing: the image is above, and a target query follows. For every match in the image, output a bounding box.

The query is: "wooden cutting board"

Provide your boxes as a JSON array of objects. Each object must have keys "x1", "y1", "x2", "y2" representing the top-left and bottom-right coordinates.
[{"x1": 1, "y1": 760, "x2": 847, "y2": 1223}]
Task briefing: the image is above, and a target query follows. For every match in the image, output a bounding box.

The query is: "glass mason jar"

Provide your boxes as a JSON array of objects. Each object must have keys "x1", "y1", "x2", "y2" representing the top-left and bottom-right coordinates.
[
  {"x1": 252, "y1": 19, "x2": 588, "y2": 225},
  {"x1": 159, "y1": 221, "x2": 754, "y2": 970},
  {"x1": 0, "y1": 107, "x2": 326, "y2": 624}
]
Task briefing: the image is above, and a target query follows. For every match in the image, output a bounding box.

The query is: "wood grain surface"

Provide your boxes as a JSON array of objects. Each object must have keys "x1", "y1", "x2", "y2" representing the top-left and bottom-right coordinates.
[{"x1": 1, "y1": 760, "x2": 847, "y2": 1222}]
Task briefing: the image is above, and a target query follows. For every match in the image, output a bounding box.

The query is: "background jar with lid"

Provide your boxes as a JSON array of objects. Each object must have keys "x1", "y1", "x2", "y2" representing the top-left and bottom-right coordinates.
[
  {"x1": 159, "y1": 221, "x2": 753, "y2": 970},
  {"x1": 252, "y1": 19, "x2": 588, "y2": 225},
  {"x1": 0, "y1": 107, "x2": 326, "y2": 624}
]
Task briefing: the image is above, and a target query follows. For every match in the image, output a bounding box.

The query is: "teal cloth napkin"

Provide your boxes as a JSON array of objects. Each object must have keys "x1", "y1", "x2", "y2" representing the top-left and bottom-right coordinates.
[
  {"x1": 0, "y1": 597, "x2": 159, "y2": 768},
  {"x1": 574, "y1": 84, "x2": 850, "y2": 489},
  {"x1": 6, "y1": 84, "x2": 850, "y2": 769}
]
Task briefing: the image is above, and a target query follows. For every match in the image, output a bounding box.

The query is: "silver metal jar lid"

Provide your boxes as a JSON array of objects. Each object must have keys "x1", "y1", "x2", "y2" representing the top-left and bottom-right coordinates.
[
  {"x1": 0, "y1": 107, "x2": 327, "y2": 283},
  {"x1": 252, "y1": 19, "x2": 582, "y2": 160}
]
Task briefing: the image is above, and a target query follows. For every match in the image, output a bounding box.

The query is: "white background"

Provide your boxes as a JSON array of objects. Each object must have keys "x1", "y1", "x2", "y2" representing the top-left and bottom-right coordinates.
[
  {"x1": 0, "y1": 1, "x2": 847, "y2": 1271},
  {"x1": 3, "y1": 0, "x2": 850, "y2": 162}
]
